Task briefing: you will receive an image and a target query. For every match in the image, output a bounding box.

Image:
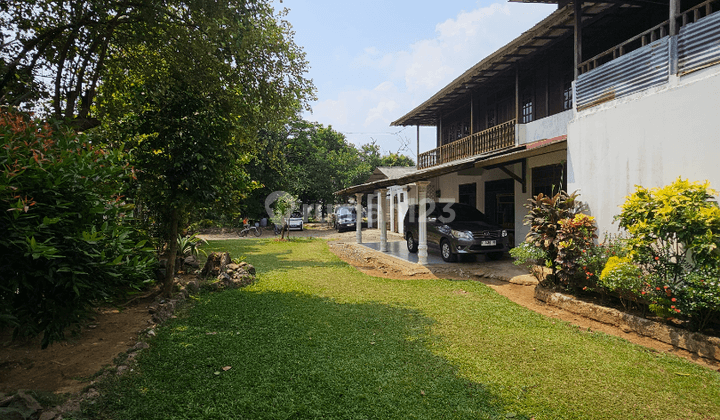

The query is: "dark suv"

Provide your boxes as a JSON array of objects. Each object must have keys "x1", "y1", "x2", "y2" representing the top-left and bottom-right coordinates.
[{"x1": 403, "y1": 202, "x2": 509, "y2": 262}]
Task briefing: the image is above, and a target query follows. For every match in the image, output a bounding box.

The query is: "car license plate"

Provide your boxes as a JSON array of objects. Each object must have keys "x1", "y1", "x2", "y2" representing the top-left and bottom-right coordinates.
[{"x1": 481, "y1": 240, "x2": 496, "y2": 246}]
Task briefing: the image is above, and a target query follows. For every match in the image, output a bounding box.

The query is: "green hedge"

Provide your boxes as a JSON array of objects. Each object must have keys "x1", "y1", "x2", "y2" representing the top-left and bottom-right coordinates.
[{"x1": 0, "y1": 111, "x2": 157, "y2": 347}]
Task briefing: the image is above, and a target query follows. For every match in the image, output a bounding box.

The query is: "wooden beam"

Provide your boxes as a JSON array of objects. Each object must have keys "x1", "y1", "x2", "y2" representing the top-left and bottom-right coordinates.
[
  {"x1": 497, "y1": 163, "x2": 527, "y2": 193},
  {"x1": 515, "y1": 66, "x2": 520, "y2": 123},
  {"x1": 574, "y1": 0, "x2": 583, "y2": 79}
]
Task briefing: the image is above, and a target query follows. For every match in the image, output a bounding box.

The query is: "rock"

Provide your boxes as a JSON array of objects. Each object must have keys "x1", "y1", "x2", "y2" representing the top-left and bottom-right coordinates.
[
  {"x1": 201, "y1": 252, "x2": 231, "y2": 277},
  {"x1": 185, "y1": 280, "x2": 200, "y2": 294},
  {"x1": 184, "y1": 255, "x2": 200, "y2": 268},
  {"x1": 0, "y1": 408, "x2": 26, "y2": 420},
  {"x1": 146, "y1": 329, "x2": 156, "y2": 337},
  {"x1": 131, "y1": 341, "x2": 150, "y2": 352},
  {"x1": 0, "y1": 391, "x2": 43, "y2": 419},
  {"x1": 16, "y1": 391, "x2": 42, "y2": 412},
  {"x1": 39, "y1": 410, "x2": 58, "y2": 420},
  {"x1": 0, "y1": 394, "x2": 13, "y2": 407}
]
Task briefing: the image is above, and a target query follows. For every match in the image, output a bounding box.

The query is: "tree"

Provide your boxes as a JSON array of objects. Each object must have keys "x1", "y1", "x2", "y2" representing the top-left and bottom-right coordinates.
[
  {"x1": 380, "y1": 152, "x2": 415, "y2": 167},
  {"x1": 97, "y1": 0, "x2": 314, "y2": 296},
  {"x1": 0, "y1": 0, "x2": 166, "y2": 124}
]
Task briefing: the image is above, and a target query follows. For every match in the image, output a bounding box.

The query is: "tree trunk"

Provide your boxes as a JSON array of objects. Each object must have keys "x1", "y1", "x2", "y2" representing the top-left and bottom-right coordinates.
[
  {"x1": 281, "y1": 222, "x2": 289, "y2": 239},
  {"x1": 163, "y1": 207, "x2": 179, "y2": 297}
]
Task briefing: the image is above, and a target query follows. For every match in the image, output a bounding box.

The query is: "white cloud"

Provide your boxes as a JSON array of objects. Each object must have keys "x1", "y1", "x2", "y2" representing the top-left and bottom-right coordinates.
[{"x1": 307, "y1": 2, "x2": 554, "y2": 155}]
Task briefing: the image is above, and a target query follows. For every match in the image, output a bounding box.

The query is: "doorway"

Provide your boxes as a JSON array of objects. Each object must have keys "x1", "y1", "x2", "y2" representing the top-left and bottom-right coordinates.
[
  {"x1": 458, "y1": 183, "x2": 477, "y2": 208},
  {"x1": 485, "y1": 178, "x2": 515, "y2": 246}
]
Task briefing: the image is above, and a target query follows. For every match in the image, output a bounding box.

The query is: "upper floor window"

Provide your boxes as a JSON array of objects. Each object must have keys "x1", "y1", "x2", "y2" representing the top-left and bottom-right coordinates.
[
  {"x1": 521, "y1": 90, "x2": 533, "y2": 123},
  {"x1": 563, "y1": 79, "x2": 573, "y2": 110}
]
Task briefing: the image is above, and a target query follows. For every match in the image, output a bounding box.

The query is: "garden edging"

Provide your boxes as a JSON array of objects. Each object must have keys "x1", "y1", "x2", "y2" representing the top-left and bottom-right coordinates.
[{"x1": 534, "y1": 285, "x2": 720, "y2": 362}]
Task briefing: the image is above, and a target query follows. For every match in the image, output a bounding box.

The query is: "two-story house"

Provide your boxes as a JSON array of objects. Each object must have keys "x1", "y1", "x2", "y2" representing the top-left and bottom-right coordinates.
[{"x1": 338, "y1": 0, "x2": 720, "y2": 264}]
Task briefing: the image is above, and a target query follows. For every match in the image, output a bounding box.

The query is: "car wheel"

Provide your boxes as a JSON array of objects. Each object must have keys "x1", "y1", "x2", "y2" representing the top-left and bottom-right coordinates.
[
  {"x1": 487, "y1": 251, "x2": 504, "y2": 261},
  {"x1": 406, "y1": 232, "x2": 418, "y2": 253},
  {"x1": 440, "y1": 239, "x2": 457, "y2": 262}
]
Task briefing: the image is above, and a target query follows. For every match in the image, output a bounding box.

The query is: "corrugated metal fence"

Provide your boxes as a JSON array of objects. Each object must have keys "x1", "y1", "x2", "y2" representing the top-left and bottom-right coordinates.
[
  {"x1": 678, "y1": 11, "x2": 720, "y2": 75},
  {"x1": 576, "y1": 38, "x2": 669, "y2": 111}
]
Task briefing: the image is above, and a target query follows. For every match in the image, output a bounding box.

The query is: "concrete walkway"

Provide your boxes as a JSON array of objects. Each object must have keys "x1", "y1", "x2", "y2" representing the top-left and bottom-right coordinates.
[{"x1": 360, "y1": 241, "x2": 445, "y2": 265}]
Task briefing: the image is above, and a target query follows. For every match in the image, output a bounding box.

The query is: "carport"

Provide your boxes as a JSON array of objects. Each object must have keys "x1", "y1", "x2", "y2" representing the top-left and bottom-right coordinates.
[
  {"x1": 335, "y1": 138, "x2": 566, "y2": 265},
  {"x1": 335, "y1": 148, "x2": 518, "y2": 265}
]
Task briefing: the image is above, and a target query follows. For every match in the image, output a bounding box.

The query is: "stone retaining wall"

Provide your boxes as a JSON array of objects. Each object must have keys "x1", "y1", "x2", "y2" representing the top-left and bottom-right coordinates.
[{"x1": 534, "y1": 285, "x2": 720, "y2": 362}]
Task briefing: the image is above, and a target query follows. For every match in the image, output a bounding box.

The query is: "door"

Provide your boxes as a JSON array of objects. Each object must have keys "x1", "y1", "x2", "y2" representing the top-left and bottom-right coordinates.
[
  {"x1": 485, "y1": 178, "x2": 515, "y2": 245},
  {"x1": 459, "y1": 183, "x2": 477, "y2": 208}
]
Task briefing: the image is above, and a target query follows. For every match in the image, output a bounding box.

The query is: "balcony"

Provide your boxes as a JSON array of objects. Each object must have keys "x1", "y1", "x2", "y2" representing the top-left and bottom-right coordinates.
[
  {"x1": 576, "y1": 0, "x2": 720, "y2": 110},
  {"x1": 417, "y1": 119, "x2": 515, "y2": 170}
]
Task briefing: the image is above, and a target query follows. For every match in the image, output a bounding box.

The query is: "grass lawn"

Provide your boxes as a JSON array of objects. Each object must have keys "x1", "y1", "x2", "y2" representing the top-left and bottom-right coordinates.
[{"x1": 81, "y1": 238, "x2": 720, "y2": 419}]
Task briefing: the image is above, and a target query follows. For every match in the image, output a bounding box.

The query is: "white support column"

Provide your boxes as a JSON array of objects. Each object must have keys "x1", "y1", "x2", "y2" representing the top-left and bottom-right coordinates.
[
  {"x1": 367, "y1": 195, "x2": 374, "y2": 228},
  {"x1": 378, "y1": 188, "x2": 388, "y2": 252},
  {"x1": 416, "y1": 181, "x2": 430, "y2": 265},
  {"x1": 389, "y1": 190, "x2": 396, "y2": 235},
  {"x1": 355, "y1": 193, "x2": 363, "y2": 244}
]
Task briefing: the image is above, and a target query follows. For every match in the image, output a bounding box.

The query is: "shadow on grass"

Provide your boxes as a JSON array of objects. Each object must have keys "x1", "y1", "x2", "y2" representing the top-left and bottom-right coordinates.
[{"x1": 88, "y1": 289, "x2": 527, "y2": 420}]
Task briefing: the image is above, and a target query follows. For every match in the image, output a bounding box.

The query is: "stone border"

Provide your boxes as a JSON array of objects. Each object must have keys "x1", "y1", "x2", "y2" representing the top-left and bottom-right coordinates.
[{"x1": 534, "y1": 285, "x2": 720, "y2": 362}]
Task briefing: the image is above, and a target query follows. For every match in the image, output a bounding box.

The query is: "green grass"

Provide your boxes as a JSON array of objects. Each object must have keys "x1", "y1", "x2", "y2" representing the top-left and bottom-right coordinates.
[{"x1": 81, "y1": 238, "x2": 720, "y2": 419}]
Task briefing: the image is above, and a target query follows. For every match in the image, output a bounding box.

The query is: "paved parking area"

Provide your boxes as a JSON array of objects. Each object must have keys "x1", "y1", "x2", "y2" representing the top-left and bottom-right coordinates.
[{"x1": 360, "y1": 241, "x2": 445, "y2": 265}]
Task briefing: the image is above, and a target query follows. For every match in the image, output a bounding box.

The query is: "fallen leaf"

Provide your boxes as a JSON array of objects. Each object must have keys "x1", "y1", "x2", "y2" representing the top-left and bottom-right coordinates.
[
  {"x1": 222, "y1": 366, "x2": 232, "y2": 371},
  {"x1": 206, "y1": 332, "x2": 217, "y2": 335}
]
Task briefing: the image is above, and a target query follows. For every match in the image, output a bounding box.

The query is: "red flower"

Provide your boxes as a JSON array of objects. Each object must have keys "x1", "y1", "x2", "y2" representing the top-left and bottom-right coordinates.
[
  {"x1": 641, "y1": 291, "x2": 646, "y2": 295},
  {"x1": 656, "y1": 287, "x2": 661, "y2": 291},
  {"x1": 671, "y1": 305, "x2": 676, "y2": 309},
  {"x1": 654, "y1": 256, "x2": 660, "y2": 261},
  {"x1": 676, "y1": 309, "x2": 681, "y2": 313},
  {"x1": 671, "y1": 298, "x2": 676, "y2": 302}
]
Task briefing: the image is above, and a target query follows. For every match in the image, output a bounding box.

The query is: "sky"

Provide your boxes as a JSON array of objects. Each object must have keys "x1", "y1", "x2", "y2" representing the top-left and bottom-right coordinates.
[{"x1": 275, "y1": 0, "x2": 557, "y2": 163}]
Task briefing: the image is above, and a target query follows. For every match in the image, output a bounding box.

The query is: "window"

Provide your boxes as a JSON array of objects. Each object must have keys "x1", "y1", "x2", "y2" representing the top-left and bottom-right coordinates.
[
  {"x1": 521, "y1": 89, "x2": 533, "y2": 123},
  {"x1": 532, "y1": 163, "x2": 567, "y2": 197},
  {"x1": 563, "y1": 79, "x2": 573, "y2": 110}
]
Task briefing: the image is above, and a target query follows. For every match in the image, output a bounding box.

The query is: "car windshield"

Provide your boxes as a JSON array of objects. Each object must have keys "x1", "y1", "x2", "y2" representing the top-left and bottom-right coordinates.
[
  {"x1": 434, "y1": 203, "x2": 489, "y2": 223},
  {"x1": 290, "y1": 212, "x2": 302, "y2": 219}
]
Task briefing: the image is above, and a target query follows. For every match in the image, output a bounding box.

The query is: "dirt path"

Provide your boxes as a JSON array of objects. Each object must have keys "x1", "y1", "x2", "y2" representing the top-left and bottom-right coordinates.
[{"x1": 2, "y1": 223, "x2": 717, "y2": 396}]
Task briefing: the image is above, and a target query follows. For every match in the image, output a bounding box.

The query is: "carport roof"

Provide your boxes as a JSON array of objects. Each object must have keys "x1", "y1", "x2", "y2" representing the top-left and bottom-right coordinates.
[{"x1": 335, "y1": 136, "x2": 566, "y2": 196}]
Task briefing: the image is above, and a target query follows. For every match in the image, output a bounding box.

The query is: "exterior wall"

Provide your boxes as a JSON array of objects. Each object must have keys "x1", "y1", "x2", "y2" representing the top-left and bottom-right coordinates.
[
  {"x1": 517, "y1": 110, "x2": 573, "y2": 145},
  {"x1": 388, "y1": 185, "x2": 410, "y2": 235},
  {"x1": 567, "y1": 66, "x2": 720, "y2": 237}
]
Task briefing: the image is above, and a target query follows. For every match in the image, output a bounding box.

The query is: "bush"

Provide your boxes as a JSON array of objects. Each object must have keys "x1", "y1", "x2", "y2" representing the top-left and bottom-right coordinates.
[
  {"x1": 598, "y1": 256, "x2": 643, "y2": 309},
  {"x1": 573, "y1": 234, "x2": 628, "y2": 293},
  {"x1": 555, "y1": 213, "x2": 597, "y2": 289},
  {"x1": 522, "y1": 190, "x2": 586, "y2": 287},
  {"x1": 509, "y1": 242, "x2": 547, "y2": 281},
  {"x1": 615, "y1": 178, "x2": 720, "y2": 330},
  {"x1": 0, "y1": 111, "x2": 157, "y2": 347}
]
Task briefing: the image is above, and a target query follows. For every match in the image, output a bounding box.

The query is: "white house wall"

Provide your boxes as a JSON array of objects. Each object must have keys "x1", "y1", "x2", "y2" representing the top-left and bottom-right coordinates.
[{"x1": 567, "y1": 66, "x2": 720, "y2": 237}]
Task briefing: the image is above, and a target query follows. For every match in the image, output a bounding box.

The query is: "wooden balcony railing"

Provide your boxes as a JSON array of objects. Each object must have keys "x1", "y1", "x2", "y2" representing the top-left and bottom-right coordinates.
[{"x1": 417, "y1": 119, "x2": 516, "y2": 170}]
